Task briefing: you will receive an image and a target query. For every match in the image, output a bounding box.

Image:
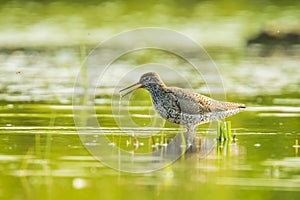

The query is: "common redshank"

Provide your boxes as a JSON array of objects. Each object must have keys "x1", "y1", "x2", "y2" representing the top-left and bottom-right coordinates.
[{"x1": 120, "y1": 72, "x2": 245, "y2": 144}]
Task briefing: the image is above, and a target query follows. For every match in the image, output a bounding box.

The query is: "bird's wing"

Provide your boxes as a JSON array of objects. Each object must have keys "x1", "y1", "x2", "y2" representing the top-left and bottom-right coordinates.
[
  {"x1": 168, "y1": 87, "x2": 211, "y2": 115},
  {"x1": 168, "y1": 87, "x2": 245, "y2": 115}
]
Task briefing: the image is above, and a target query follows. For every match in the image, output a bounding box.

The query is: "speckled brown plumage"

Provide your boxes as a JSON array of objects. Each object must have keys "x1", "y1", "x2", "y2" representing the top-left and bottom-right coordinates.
[{"x1": 120, "y1": 72, "x2": 245, "y2": 134}]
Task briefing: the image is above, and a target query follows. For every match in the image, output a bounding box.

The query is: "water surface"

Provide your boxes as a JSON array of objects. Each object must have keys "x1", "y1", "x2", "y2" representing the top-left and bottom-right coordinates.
[{"x1": 0, "y1": 48, "x2": 299, "y2": 199}]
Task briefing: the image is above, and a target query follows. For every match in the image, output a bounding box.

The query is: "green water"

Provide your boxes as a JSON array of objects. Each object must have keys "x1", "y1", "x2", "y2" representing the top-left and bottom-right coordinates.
[
  {"x1": 0, "y1": 97, "x2": 300, "y2": 199},
  {"x1": 1, "y1": 0, "x2": 300, "y2": 200},
  {"x1": 1, "y1": 59, "x2": 300, "y2": 199}
]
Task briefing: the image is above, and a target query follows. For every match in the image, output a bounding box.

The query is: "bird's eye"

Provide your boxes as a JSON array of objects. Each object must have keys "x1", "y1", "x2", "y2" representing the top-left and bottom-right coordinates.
[{"x1": 144, "y1": 76, "x2": 151, "y2": 82}]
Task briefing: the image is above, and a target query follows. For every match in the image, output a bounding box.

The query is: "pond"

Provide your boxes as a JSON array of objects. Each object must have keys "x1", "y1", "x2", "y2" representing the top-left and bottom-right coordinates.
[
  {"x1": 0, "y1": 45, "x2": 299, "y2": 200},
  {"x1": 1, "y1": 1, "x2": 300, "y2": 200}
]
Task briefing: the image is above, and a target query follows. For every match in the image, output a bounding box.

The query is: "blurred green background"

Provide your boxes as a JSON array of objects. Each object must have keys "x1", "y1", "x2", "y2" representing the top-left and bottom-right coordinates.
[
  {"x1": 0, "y1": 1, "x2": 300, "y2": 200},
  {"x1": 0, "y1": 0, "x2": 299, "y2": 48}
]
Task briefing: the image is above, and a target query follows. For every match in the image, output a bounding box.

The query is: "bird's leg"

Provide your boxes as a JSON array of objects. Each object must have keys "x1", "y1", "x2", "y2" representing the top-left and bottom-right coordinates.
[{"x1": 186, "y1": 127, "x2": 195, "y2": 148}]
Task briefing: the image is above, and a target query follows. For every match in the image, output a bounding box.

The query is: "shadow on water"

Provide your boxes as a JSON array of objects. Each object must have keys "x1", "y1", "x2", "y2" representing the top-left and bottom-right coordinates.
[
  {"x1": 153, "y1": 130, "x2": 217, "y2": 161},
  {"x1": 79, "y1": 126, "x2": 224, "y2": 173}
]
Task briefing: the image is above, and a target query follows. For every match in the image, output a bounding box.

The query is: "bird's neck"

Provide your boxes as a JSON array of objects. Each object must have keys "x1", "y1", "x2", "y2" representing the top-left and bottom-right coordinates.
[
  {"x1": 146, "y1": 84, "x2": 167, "y2": 96},
  {"x1": 145, "y1": 84, "x2": 167, "y2": 108}
]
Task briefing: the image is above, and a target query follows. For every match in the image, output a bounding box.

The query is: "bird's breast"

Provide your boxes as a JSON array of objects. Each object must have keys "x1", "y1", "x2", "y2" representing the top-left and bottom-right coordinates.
[{"x1": 149, "y1": 89, "x2": 182, "y2": 124}]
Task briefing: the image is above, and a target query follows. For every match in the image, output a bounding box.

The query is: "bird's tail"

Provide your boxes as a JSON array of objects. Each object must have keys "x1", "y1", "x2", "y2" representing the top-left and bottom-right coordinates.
[{"x1": 223, "y1": 102, "x2": 246, "y2": 110}]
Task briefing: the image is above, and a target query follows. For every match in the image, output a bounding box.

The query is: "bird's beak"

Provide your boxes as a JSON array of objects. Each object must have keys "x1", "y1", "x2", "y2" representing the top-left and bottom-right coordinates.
[{"x1": 119, "y1": 82, "x2": 143, "y2": 97}]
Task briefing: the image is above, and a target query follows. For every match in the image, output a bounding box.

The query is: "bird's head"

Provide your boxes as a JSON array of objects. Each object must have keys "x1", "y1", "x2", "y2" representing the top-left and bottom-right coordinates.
[{"x1": 120, "y1": 72, "x2": 165, "y2": 97}]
